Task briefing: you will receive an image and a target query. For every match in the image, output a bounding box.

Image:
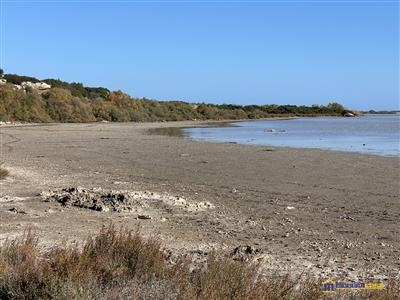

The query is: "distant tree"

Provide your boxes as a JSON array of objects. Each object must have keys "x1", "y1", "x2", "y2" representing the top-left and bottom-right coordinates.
[
  {"x1": 327, "y1": 102, "x2": 346, "y2": 114},
  {"x1": 3, "y1": 74, "x2": 40, "y2": 84},
  {"x1": 0, "y1": 68, "x2": 3, "y2": 78}
]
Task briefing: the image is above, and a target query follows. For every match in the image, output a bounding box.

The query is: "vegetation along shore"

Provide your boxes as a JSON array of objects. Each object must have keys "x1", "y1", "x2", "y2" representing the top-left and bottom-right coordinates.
[{"x1": 0, "y1": 71, "x2": 359, "y2": 123}]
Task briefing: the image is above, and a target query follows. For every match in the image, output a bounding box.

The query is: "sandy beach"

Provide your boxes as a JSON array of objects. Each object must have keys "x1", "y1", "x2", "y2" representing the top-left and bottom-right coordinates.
[{"x1": 0, "y1": 121, "x2": 399, "y2": 280}]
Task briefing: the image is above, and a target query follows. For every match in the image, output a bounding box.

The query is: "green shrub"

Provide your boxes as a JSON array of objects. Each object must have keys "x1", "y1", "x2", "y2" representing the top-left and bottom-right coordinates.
[{"x1": 3, "y1": 74, "x2": 40, "y2": 85}]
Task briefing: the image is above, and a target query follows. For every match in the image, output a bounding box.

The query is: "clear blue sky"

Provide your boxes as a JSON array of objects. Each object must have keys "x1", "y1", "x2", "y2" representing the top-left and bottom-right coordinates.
[{"x1": 1, "y1": 0, "x2": 398, "y2": 110}]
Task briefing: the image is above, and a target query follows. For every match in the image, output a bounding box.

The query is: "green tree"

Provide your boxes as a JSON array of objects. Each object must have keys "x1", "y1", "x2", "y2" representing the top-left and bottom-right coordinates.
[{"x1": 327, "y1": 102, "x2": 345, "y2": 114}]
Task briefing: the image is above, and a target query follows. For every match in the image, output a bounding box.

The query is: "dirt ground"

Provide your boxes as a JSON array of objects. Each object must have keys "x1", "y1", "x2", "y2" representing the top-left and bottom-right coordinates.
[{"x1": 0, "y1": 122, "x2": 399, "y2": 281}]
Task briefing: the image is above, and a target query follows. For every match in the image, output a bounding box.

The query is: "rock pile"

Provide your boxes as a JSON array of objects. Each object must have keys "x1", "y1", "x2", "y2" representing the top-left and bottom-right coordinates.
[
  {"x1": 21, "y1": 81, "x2": 51, "y2": 90},
  {"x1": 40, "y1": 187, "x2": 215, "y2": 213},
  {"x1": 0, "y1": 79, "x2": 51, "y2": 91},
  {"x1": 41, "y1": 187, "x2": 148, "y2": 213}
]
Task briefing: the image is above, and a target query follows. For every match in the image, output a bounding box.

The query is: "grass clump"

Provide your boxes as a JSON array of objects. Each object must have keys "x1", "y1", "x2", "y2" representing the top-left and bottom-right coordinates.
[
  {"x1": 0, "y1": 226, "x2": 166, "y2": 299},
  {"x1": 0, "y1": 225, "x2": 398, "y2": 299}
]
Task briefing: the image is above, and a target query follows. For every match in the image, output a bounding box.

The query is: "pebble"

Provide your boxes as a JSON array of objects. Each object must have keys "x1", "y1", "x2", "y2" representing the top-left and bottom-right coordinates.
[
  {"x1": 138, "y1": 214, "x2": 152, "y2": 220},
  {"x1": 8, "y1": 207, "x2": 27, "y2": 214}
]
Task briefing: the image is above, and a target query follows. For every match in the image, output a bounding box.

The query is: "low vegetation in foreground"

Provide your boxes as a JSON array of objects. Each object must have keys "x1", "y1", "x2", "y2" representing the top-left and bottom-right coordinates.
[
  {"x1": 0, "y1": 226, "x2": 398, "y2": 299},
  {"x1": 0, "y1": 71, "x2": 356, "y2": 123}
]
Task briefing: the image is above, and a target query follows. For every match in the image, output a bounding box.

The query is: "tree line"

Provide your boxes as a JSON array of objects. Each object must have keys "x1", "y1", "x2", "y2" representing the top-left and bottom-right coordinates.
[{"x1": 0, "y1": 72, "x2": 351, "y2": 123}]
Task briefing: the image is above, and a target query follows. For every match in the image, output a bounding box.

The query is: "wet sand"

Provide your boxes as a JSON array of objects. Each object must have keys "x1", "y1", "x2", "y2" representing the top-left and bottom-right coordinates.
[{"x1": 0, "y1": 121, "x2": 399, "y2": 279}]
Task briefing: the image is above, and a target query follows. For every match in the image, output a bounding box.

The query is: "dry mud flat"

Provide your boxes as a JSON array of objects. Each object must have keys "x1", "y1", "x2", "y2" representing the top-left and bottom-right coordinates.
[{"x1": 0, "y1": 122, "x2": 399, "y2": 280}]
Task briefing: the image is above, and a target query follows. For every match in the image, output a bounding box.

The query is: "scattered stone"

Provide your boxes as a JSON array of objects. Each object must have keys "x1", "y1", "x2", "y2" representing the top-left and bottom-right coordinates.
[
  {"x1": 96, "y1": 205, "x2": 110, "y2": 212},
  {"x1": 245, "y1": 219, "x2": 257, "y2": 226},
  {"x1": 340, "y1": 215, "x2": 355, "y2": 221},
  {"x1": 138, "y1": 214, "x2": 152, "y2": 220},
  {"x1": 39, "y1": 191, "x2": 54, "y2": 199},
  {"x1": 286, "y1": 206, "x2": 295, "y2": 210},
  {"x1": 193, "y1": 201, "x2": 215, "y2": 210},
  {"x1": 8, "y1": 207, "x2": 27, "y2": 214},
  {"x1": 231, "y1": 245, "x2": 262, "y2": 262}
]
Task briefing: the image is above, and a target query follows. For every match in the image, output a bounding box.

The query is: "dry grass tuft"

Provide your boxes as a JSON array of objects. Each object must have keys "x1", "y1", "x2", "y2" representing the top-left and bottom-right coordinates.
[{"x1": 0, "y1": 225, "x2": 398, "y2": 299}]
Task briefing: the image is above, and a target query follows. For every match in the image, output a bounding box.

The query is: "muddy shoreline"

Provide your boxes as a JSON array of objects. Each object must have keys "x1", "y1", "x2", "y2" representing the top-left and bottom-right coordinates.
[{"x1": 0, "y1": 121, "x2": 399, "y2": 280}]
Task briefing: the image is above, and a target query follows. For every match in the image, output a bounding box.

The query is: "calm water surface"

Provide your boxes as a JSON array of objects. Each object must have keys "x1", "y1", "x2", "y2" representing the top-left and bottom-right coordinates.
[{"x1": 184, "y1": 115, "x2": 400, "y2": 156}]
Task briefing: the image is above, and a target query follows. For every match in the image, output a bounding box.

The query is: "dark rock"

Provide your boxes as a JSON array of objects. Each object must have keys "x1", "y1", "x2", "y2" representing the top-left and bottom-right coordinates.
[
  {"x1": 231, "y1": 245, "x2": 262, "y2": 261},
  {"x1": 138, "y1": 214, "x2": 152, "y2": 220},
  {"x1": 8, "y1": 207, "x2": 27, "y2": 214}
]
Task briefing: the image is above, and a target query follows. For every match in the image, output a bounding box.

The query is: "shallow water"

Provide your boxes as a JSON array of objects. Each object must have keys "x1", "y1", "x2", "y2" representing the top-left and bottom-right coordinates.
[{"x1": 184, "y1": 115, "x2": 400, "y2": 156}]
